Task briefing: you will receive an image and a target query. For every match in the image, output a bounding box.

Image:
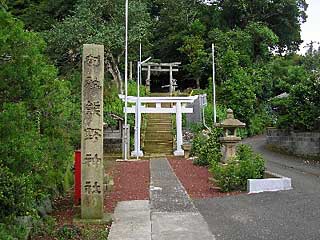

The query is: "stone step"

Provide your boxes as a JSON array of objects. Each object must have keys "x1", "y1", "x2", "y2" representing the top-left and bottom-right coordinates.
[
  {"x1": 144, "y1": 145, "x2": 173, "y2": 152},
  {"x1": 145, "y1": 134, "x2": 172, "y2": 141},
  {"x1": 147, "y1": 119, "x2": 172, "y2": 124},
  {"x1": 144, "y1": 148, "x2": 172, "y2": 152},
  {"x1": 147, "y1": 118, "x2": 171, "y2": 123},
  {"x1": 144, "y1": 140, "x2": 173, "y2": 146},
  {"x1": 148, "y1": 113, "x2": 171, "y2": 119},
  {"x1": 144, "y1": 140, "x2": 173, "y2": 145},
  {"x1": 145, "y1": 150, "x2": 173, "y2": 155},
  {"x1": 146, "y1": 123, "x2": 172, "y2": 129},
  {"x1": 143, "y1": 109, "x2": 174, "y2": 154},
  {"x1": 145, "y1": 146, "x2": 172, "y2": 151},
  {"x1": 146, "y1": 125, "x2": 172, "y2": 131},
  {"x1": 146, "y1": 129, "x2": 172, "y2": 135},
  {"x1": 147, "y1": 120, "x2": 172, "y2": 124}
]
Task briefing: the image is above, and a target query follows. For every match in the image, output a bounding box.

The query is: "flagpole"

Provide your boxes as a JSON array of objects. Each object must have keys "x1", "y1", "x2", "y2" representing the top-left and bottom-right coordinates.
[
  {"x1": 136, "y1": 41, "x2": 142, "y2": 160},
  {"x1": 212, "y1": 43, "x2": 217, "y2": 125},
  {"x1": 124, "y1": 0, "x2": 129, "y2": 160}
]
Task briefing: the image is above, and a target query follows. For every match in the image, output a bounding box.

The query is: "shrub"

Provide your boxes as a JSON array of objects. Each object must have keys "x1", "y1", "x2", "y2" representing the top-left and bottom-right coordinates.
[
  {"x1": 0, "y1": 223, "x2": 28, "y2": 240},
  {"x1": 248, "y1": 107, "x2": 272, "y2": 136},
  {"x1": 56, "y1": 225, "x2": 81, "y2": 240},
  {"x1": 210, "y1": 144, "x2": 265, "y2": 192},
  {"x1": 192, "y1": 128, "x2": 222, "y2": 166},
  {"x1": 275, "y1": 73, "x2": 320, "y2": 131},
  {"x1": 0, "y1": 11, "x2": 78, "y2": 228},
  {"x1": 30, "y1": 216, "x2": 56, "y2": 239},
  {"x1": 191, "y1": 132, "x2": 207, "y2": 159},
  {"x1": 0, "y1": 163, "x2": 33, "y2": 223}
]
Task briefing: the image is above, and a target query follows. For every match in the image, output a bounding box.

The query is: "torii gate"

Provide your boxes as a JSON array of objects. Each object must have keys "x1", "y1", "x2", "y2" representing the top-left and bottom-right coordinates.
[
  {"x1": 142, "y1": 62, "x2": 181, "y2": 94},
  {"x1": 119, "y1": 95, "x2": 198, "y2": 156}
]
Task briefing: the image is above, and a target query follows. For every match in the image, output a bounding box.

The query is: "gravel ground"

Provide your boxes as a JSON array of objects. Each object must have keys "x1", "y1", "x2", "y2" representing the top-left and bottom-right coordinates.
[
  {"x1": 167, "y1": 156, "x2": 242, "y2": 199},
  {"x1": 104, "y1": 160, "x2": 150, "y2": 213}
]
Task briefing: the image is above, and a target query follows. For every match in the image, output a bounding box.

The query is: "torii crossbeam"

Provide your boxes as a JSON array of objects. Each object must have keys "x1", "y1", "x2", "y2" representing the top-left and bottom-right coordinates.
[{"x1": 119, "y1": 95, "x2": 198, "y2": 156}]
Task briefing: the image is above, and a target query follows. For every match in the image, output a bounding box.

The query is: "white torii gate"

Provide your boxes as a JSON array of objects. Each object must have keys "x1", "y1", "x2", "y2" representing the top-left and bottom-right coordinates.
[{"x1": 119, "y1": 95, "x2": 198, "y2": 156}]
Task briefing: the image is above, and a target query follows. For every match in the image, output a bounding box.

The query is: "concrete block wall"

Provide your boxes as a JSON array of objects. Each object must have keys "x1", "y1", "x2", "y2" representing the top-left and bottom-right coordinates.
[{"x1": 266, "y1": 128, "x2": 320, "y2": 157}]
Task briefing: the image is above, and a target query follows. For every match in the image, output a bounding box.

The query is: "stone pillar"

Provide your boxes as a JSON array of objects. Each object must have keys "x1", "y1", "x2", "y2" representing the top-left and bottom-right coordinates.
[
  {"x1": 146, "y1": 65, "x2": 151, "y2": 93},
  {"x1": 174, "y1": 102, "x2": 184, "y2": 156},
  {"x1": 81, "y1": 44, "x2": 104, "y2": 219},
  {"x1": 169, "y1": 65, "x2": 173, "y2": 96}
]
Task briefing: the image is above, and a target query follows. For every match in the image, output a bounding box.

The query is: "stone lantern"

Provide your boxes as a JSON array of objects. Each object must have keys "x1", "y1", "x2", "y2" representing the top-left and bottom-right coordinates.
[{"x1": 219, "y1": 109, "x2": 246, "y2": 163}]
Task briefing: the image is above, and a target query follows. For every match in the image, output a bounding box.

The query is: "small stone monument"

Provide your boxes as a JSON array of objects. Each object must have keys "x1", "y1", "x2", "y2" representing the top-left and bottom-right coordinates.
[
  {"x1": 219, "y1": 109, "x2": 246, "y2": 163},
  {"x1": 103, "y1": 113, "x2": 124, "y2": 153},
  {"x1": 81, "y1": 44, "x2": 105, "y2": 220}
]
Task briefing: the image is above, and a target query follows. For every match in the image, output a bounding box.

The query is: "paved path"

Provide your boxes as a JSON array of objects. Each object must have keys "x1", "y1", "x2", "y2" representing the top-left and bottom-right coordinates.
[
  {"x1": 109, "y1": 157, "x2": 214, "y2": 240},
  {"x1": 150, "y1": 157, "x2": 196, "y2": 212},
  {"x1": 195, "y1": 135, "x2": 320, "y2": 240},
  {"x1": 150, "y1": 158, "x2": 213, "y2": 240},
  {"x1": 108, "y1": 200, "x2": 151, "y2": 240},
  {"x1": 243, "y1": 135, "x2": 320, "y2": 193}
]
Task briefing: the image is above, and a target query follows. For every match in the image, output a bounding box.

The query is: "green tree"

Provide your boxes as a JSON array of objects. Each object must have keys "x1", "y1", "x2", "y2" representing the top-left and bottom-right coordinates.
[
  {"x1": 216, "y1": 0, "x2": 307, "y2": 52},
  {"x1": 6, "y1": 0, "x2": 76, "y2": 31},
  {"x1": 221, "y1": 67, "x2": 256, "y2": 123},
  {"x1": 45, "y1": 0, "x2": 152, "y2": 93},
  {"x1": 302, "y1": 41, "x2": 320, "y2": 72},
  {"x1": 149, "y1": 0, "x2": 200, "y2": 61},
  {"x1": 272, "y1": 72, "x2": 320, "y2": 131},
  {"x1": 0, "y1": 10, "x2": 79, "y2": 226},
  {"x1": 0, "y1": 9, "x2": 49, "y2": 106},
  {"x1": 179, "y1": 19, "x2": 209, "y2": 88}
]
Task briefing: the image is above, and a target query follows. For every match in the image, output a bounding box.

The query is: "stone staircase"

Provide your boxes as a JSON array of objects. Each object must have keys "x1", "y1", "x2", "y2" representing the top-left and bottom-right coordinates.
[
  {"x1": 142, "y1": 89, "x2": 174, "y2": 156},
  {"x1": 144, "y1": 113, "x2": 173, "y2": 156}
]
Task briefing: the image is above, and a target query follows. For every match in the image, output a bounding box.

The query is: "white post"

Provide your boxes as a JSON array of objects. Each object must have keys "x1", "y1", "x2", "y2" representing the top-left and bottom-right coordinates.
[
  {"x1": 212, "y1": 43, "x2": 217, "y2": 125},
  {"x1": 132, "y1": 61, "x2": 140, "y2": 157},
  {"x1": 174, "y1": 102, "x2": 184, "y2": 156},
  {"x1": 132, "y1": 43, "x2": 143, "y2": 158},
  {"x1": 137, "y1": 42, "x2": 142, "y2": 157},
  {"x1": 124, "y1": 0, "x2": 129, "y2": 160},
  {"x1": 169, "y1": 65, "x2": 173, "y2": 95}
]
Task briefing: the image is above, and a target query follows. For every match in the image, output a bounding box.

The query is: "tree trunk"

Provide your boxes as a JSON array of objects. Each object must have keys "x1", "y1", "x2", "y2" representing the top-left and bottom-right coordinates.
[
  {"x1": 196, "y1": 77, "x2": 200, "y2": 89},
  {"x1": 106, "y1": 52, "x2": 123, "y2": 94}
]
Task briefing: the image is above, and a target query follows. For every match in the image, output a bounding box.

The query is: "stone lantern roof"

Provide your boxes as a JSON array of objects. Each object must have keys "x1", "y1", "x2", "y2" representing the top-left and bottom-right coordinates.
[{"x1": 220, "y1": 109, "x2": 246, "y2": 128}]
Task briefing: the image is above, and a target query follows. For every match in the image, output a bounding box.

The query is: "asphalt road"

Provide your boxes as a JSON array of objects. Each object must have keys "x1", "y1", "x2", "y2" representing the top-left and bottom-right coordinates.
[{"x1": 194, "y1": 135, "x2": 320, "y2": 240}]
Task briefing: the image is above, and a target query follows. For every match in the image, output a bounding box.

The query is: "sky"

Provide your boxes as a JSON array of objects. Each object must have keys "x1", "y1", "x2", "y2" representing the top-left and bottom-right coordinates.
[{"x1": 299, "y1": 0, "x2": 320, "y2": 54}]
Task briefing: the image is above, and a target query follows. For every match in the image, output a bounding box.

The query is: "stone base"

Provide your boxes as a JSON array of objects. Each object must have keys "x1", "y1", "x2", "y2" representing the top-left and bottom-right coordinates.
[
  {"x1": 247, "y1": 171, "x2": 292, "y2": 194},
  {"x1": 73, "y1": 213, "x2": 113, "y2": 225},
  {"x1": 174, "y1": 149, "x2": 184, "y2": 156},
  {"x1": 131, "y1": 150, "x2": 144, "y2": 157}
]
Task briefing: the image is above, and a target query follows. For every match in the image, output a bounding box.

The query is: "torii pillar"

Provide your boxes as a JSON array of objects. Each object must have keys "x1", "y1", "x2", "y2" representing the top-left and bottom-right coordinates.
[{"x1": 174, "y1": 102, "x2": 184, "y2": 156}]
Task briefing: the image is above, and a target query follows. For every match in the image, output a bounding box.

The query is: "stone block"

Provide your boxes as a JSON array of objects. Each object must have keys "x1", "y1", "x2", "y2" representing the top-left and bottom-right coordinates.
[
  {"x1": 267, "y1": 129, "x2": 320, "y2": 157},
  {"x1": 247, "y1": 173, "x2": 292, "y2": 194}
]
